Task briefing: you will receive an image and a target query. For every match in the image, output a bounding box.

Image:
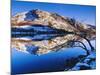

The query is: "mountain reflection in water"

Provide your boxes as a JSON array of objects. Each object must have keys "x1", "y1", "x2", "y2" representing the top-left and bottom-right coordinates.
[{"x1": 11, "y1": 25, "x2": 95, "y2": 74}]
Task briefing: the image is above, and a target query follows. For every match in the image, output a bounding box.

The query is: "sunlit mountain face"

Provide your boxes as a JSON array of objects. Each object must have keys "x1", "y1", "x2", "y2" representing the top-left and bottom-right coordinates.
[{"x1": 11, "y1": 1, "x2": 96, "y2": 74}]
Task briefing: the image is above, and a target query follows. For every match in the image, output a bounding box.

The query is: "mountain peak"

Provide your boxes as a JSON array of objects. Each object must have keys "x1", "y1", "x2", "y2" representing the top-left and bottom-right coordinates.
[{"x1": 11, "y1": 9, "x2": 95, "y2": 40}]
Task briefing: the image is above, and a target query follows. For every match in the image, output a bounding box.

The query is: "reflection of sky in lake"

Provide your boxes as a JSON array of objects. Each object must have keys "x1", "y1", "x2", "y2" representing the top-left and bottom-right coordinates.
[
  {"x1": 11, "y1": 35, "x2": 96, "y2": 74},
  {"x1": 12, "y1": 47, "x2": 86, "y2": 74},
  {"x1": 11, "y1": 0, "x2": 96, "y2": 74}
]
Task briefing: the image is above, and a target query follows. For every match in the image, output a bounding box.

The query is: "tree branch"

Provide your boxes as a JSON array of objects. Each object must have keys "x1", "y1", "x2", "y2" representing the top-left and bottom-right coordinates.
[{"x1": 69, "y1": 40, "x2": 90, "y2": 55}]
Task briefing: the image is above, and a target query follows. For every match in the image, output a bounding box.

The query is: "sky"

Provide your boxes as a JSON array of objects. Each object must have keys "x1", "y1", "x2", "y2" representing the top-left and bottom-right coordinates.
[{"x1": 12, "y1": 0, "x2": 96, "y2": 25}]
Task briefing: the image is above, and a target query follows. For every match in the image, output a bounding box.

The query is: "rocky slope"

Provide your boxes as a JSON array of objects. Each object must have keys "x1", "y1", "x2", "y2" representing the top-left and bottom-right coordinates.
[{"x1": 11, "y1": 9, "x2": 95, "y2": 38}]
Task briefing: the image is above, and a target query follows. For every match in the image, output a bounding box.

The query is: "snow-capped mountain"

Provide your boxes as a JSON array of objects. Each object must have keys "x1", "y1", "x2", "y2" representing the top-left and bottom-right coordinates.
[{"x1": 11, "y1": 9, "x2": 95, "y2": 38}]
